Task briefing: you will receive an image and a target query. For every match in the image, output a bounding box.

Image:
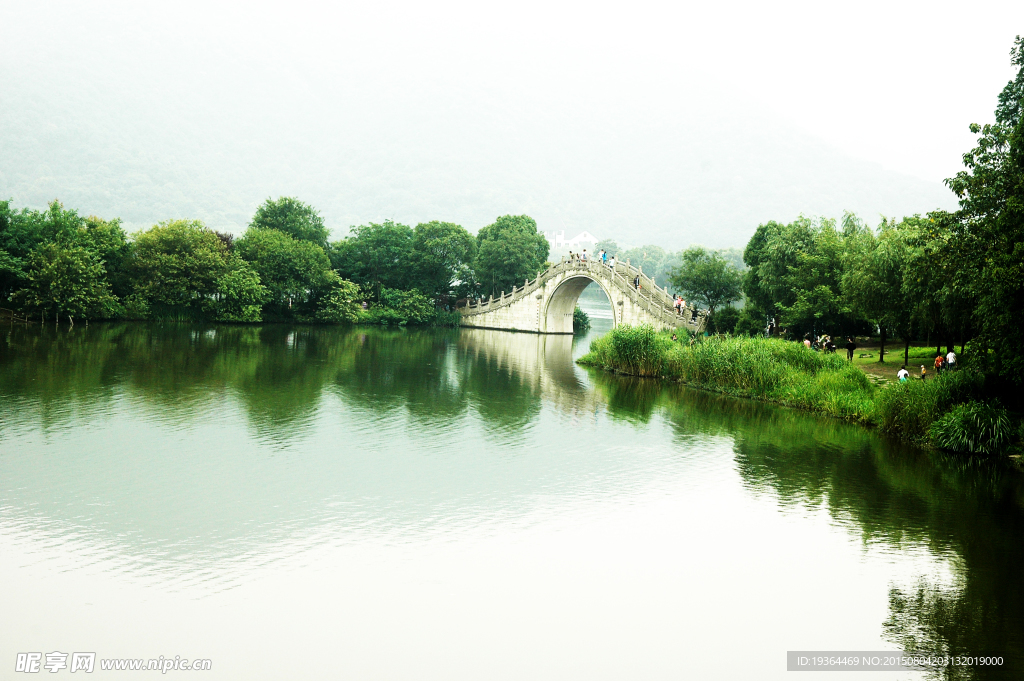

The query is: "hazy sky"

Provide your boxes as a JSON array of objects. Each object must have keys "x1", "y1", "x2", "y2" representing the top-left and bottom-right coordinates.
[{"x1": 2, "y1": 0, "x2": 1023, "y2": 246}]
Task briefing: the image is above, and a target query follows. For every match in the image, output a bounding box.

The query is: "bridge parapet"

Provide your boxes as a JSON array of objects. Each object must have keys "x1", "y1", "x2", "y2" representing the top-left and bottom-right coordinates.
[{"x1": 459, "y1": 257, "x2": 707, "y2": 335}]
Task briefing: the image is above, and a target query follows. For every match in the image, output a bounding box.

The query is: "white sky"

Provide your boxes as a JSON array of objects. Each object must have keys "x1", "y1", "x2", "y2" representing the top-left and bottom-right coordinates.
[
  {"x1": 2, "y1": 0, "x2": 1022, "y2": 243},
  {"x1": 7, "y1": 0, "x2": 1020, "y2": 183}
]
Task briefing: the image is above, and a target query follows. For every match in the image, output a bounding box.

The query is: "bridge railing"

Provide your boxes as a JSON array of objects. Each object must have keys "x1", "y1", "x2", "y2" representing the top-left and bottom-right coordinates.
[{"x1": 459, "y1": 257, "x2": 707, "y2": 331}]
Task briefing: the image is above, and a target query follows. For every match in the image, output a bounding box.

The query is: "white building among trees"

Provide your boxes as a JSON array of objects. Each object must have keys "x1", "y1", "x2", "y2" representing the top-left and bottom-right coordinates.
[{"x1": 545, "y1": 230, "x2": 599, "y2": 250}]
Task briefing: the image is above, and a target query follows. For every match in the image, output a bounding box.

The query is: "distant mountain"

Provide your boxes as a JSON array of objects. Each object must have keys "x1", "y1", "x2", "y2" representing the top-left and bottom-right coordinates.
[{"x1": 0, "y1": 48, "x2": 957, "y2": 250}]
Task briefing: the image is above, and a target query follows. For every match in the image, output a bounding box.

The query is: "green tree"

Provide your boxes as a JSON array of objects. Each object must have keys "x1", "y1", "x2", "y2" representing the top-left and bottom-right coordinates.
[
  {"x1": 315, "y1": 278, "x2": 363, "y2": 323},
  {"x1": 21, "y1": 243, "x2": 116, "y2": 322},
  {"x1": 843, "y1": 219, "x2": 915, "y2": 364},
  {"x1": 410, "y1": 220, "x2": 477, "y2": 301},
  {"x1": 474, "y1": 215, "x2": 549, "y2": 298},
  {"x1": 594, "y1": 238, "x2": 619, "y2": 254},
  {"x1": 743, "y1": 215, "x2": 866, "y2": 338},
  {"x1": 235, "y1": 227, "x2": 336, "y2": 318},
  {"x1": 332, "y1": 220, "x2": 414, "y2": 301},
  {"x1": 669, "y1": 246, "x2": 742, "y2": 318},
  {"x1": 250, "y1": 197, "x2": 330, "y2": 248},
  {"x1": 214, "y1": 259, "x2": 268, "y2": 322},
  {"x1": 943, "y1": 35, "x2": 1024, "y2": 382},
  {"x1": 78, "y1": 215, "x2": 132, "y2": 298},
  {"x1": 623, "y1": 245, "x2": 670, "y2": 287},
  {"x1": 129, "y1": 219, "x2": 231, "y2": 319}
]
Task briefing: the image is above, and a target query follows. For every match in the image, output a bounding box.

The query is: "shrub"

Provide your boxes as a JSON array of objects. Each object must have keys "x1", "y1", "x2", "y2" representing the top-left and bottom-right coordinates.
[
  {"x1": 711, "y1": 306, "x2": 740, "y2": 334},
  {"x1": 363, "y1": 287, "x2": 434, "y2": 325},
  {"x1": 929, "y1": 401, "x2": 1014, "y2": 455},
  {"x1": 430, "y1": 309, "x2": 462, "y2": 327},
  {"x1": 315, "y1": 279, "x2": 363, "y2": 323},
  {"x1": 573, "y1": 306, "x2": 591, "y2": 333},
  {"x1": 872, "y1": 379, "x2": 940, "y2": 439}
]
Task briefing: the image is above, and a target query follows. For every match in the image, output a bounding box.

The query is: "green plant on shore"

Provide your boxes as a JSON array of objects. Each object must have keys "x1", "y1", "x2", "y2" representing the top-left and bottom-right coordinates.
[
  {"x1": 573, "y1": 306, "x2": 591, "y2": 333},
  {"x1": 579, "y1": 325, "x2": 1018, "y2": 454},
  {"x1": 929, "y1": 401, "x2": 1014, "y2": 455}
]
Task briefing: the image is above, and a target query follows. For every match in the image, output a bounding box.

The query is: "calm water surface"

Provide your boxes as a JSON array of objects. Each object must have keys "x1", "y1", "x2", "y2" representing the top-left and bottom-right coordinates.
[{"x1": 1, "y1": 316, "x2": 1022, "y2": 679}]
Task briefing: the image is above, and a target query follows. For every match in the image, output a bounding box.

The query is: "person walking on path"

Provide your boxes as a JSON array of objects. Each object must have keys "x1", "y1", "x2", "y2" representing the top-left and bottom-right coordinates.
[
  {"x1": 846, "y1": 337, "x2": 857, "y2": 361},
  {"x1": 921, "y1": 365, "x2": 927, "y2": 381},
  {"x1": 934, "y1": 354, "x2": 944, "y2": 375},
  {"x1": 897, "y1": 365, "x2": 910, "y2": 382},
  {"x1": 946, "y1": 350, "x2": 957, "y2": 370}
]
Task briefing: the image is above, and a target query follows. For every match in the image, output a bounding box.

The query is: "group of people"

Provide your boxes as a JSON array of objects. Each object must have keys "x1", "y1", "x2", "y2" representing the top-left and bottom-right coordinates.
[
  {"x1": 896, "y1": 351, "x2": 956, "y2": 382},
  {"x1": 803, "y1": 333, "x2": 838, "y2": 355},
  {"x1": 567, "y1": 249, "x2": 617, "y2": 269}
]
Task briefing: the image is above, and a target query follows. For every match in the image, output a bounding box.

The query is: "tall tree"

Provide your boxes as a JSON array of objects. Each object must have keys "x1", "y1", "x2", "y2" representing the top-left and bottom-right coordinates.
[
  {"x1": 21, "y1": 243, "x2": 116, "y2": 322},
  {"x1": 409, "y1": 221, "x2": 477, "y2": 302},
  {"x1": 669, "y1": 246, "x2": 742, "y2": 318},
  {"x1": 743, "y1": 216, "x2": 864, "y2": 338},
  {"x1": 474, "y1": 215, "x2": 549, "y2": 298},
  {"x1": 944, "y1": 35, "x2": 1024, "y2": 382},
  {"x1": 129, "y1": 219, "x2": 232, "y2": 318},
  {"x1": 236, "y1": 227, "x2": 336, "y2": 318},
  {"x1": 250, "y1": 197, "x2": 330, "y2": 248},
  {"x1": 332, "y1": 220, "x2": 415, "y2": 301}
]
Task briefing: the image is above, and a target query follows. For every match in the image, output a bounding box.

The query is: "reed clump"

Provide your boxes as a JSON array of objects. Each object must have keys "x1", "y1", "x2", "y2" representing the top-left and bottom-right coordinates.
[{"x1": 578, "y1": 326, "x2": 1020, "y2": 452}]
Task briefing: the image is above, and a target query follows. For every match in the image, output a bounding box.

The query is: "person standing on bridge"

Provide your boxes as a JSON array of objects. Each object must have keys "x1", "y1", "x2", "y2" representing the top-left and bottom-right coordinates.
[
  {"x1": 581, "y1": 249, "x2": 588, "y2": 262},
  {"x1": 633, "y1": 274, "x2": 641, "y2": 290},
  {"x1": 609, "y1": 255, "x2": 616, "y2": 270}
]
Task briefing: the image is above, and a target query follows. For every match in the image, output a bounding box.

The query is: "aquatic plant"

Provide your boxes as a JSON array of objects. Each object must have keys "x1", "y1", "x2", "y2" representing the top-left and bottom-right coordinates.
[{"x1": 929, "y1": 401, "x2": 1014, "y2": 456}]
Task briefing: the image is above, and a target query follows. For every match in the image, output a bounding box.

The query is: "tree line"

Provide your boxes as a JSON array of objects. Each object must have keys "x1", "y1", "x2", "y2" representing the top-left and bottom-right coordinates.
[
  {"x1": 668, "y1": 36, "x2": 1024, "y2": 386},
  {"x1": 0, "y1": 199, "x2": 556, "y2": 326}
]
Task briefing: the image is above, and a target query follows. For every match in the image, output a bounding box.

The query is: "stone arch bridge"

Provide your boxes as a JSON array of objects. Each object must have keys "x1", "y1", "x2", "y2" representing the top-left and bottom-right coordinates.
[{"x1": 459, "y1": 258, "x2": 708, "y2": 334}]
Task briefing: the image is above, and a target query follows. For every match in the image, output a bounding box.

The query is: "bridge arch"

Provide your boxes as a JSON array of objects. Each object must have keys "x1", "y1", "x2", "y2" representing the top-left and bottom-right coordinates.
[
  {"x1": 541, "y1": 274, "x2": 615, "y2": 334},
  {"x1": 457, "y1": 258, "x2": 705, "y2": 335}
]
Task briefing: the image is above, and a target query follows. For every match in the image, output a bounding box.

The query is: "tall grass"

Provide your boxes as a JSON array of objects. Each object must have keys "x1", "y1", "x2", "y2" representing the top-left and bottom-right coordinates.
[
  {"x1": 929, "y1": 401, "x2": 1013, "y2": 455},
  {"x1": 578, "y1": 326, "x2": 1019, "y2": 452},
  {"x1": 580, "y1": 326, "x2": 875, "y2": 420}
]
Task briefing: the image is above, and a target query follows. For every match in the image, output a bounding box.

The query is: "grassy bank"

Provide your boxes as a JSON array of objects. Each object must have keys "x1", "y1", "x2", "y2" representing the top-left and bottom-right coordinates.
[{"x1": 578, "y1": 325, "x2": 1022, "y2": 456}]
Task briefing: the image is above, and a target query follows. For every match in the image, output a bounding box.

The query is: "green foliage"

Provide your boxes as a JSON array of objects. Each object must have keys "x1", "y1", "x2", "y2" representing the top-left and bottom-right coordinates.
[
  {"x1": 732, "y1": 308, "x2": 763, "y2": 336},
  {"x1": 711, "y1": 306, "x2": 740, "y2": 334},
  {"x1": 129, "y1": 219, "x2": 231, "y2": 319},
  {"x1": 929, "y1": 401, "x2": 1014, "y2": 456},
  {"x1": 410, "y1": 220, "x2": 477, "y2": 301},
  {"x1": 363, "y1": 287, "x2": 434, "y2": 325},
  {"x1": 250, "y1": 197, "x2": 330, "y2": 248},
  {"x1": 20, "y1": 242, "x2": 116, "y2": 320},
  {"x1": 214, "y1": 260, "x2": 268, "y2": 322},
  {"x1": 315, "y1": 279, "x2": 363, "y2": 324},
  {"x1": 744, "y1": 215, "x2": 867, "y2": 338},
  {"x1": 474, "y1": 215, "x2": 549, "y2": 298},
  {"x1": 235, "y1": 227, "x2": 335, "y2": 318},
  {"x1": 573, "y1": 306, "x2": 591, "y2": 333},
  {"x1": 582, "y1": 324, "x2": 673, "y2": 377},
  {"x1": 942, "y1": 36, "x2": 1024, "y2": 383},
  {"x1": 669, "y1": 246, "x2": 742, "y2": 316},
  {"x1": 332, "y1": 220, "x2": 414, "y2": 301},
  {"x1": 581, "y1": 329, "x2": 876, "y2": 421}
]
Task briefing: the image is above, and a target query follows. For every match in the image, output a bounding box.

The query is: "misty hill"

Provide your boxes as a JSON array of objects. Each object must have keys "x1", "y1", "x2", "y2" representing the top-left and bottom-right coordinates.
[{"x1": 0, "y1": 11, "x2": 957, "y2": 250}]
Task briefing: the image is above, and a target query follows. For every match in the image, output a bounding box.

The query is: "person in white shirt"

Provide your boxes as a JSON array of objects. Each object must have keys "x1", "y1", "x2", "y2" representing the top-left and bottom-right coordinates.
[
  {"x1": 897, "y1": 366, "x2": 910, "y2": 381},
  {"x1": 946, "y1": 350, "x2": 957, "y2": 368}
]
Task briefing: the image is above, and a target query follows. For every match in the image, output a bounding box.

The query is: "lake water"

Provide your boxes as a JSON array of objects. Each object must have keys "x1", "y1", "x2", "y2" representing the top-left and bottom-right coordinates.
[{"x1": 1, "y1": 316, "x2": 1022, "y2": 679}]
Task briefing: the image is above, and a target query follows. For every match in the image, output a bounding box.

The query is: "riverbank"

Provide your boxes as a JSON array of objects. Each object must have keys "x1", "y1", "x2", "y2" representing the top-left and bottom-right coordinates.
[{"x1": 577, "y1": 325, "x2": 1023, "y2": 458}]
